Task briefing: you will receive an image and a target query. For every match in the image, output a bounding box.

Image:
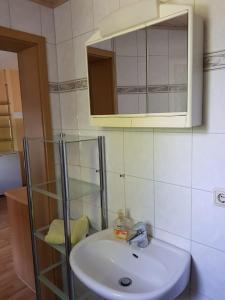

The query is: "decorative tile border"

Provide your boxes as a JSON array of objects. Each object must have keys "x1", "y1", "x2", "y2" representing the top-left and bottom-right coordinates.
[
  {"x1": 204, "y1": 50, "x2": 225, "y2": 71},
  {"x1": 117, "y1": 84, "x2": 187, "y2": 94},
  {"x1": 48, "y1": 78, "x2": 88, "y2": 93},
  {"x1": 48, "y1": 52, "x2": 225, "y2": 94}
]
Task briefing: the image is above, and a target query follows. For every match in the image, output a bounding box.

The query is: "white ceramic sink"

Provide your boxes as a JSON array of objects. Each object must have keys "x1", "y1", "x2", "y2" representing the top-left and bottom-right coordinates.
[{"x1": 70, "y1": 229, "x2": 191, "y2": 300}]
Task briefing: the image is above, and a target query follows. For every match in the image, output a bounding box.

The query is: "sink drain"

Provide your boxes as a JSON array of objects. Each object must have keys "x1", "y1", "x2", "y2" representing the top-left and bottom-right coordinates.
[{"x1": 119, "y1": 277, "x2": 132, "y2": 287}]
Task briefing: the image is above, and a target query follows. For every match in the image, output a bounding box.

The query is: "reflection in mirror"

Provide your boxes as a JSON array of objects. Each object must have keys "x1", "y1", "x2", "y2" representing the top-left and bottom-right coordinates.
[
  {"x1": 87, "y1": 28, "x2": 147, "y2": 115},
  {"x1": 87, "y1": 13, "x2": 188, "y2": 115},
  {"x1": 146, "y1": 13, "x2": 188, "y2": 113}
]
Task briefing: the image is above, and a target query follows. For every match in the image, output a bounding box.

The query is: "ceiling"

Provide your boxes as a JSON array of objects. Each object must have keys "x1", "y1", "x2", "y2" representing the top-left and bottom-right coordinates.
[{"x1": 30, "y1": 0, "x2": 68, "y2": 9}]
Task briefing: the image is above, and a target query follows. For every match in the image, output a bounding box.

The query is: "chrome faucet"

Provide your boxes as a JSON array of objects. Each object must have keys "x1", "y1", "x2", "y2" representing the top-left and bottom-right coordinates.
[{"x1": 127, "y1": 222, "x2": 149, "y2": 248}]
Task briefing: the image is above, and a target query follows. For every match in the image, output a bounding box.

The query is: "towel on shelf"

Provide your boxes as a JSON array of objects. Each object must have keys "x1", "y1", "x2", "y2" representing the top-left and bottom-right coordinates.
[{"x1": 45, "y1": 216, "x2": 89, "y2": 245}]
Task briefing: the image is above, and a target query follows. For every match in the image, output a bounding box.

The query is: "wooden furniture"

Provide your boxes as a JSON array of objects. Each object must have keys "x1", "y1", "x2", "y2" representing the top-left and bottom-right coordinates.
[
  {"x1": 0, "y1": 197, "x2": 35, "y2": 300},
  {"x1": 5, "y1": 187, "x2": 35, "y2": 291}
]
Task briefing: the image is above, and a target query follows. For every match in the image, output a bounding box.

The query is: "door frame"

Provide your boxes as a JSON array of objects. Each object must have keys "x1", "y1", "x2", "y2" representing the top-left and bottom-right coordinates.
[
  {"x1": 0, "y1": 26, "x2": 57, "y2": 298},
  {"x1": 0, "y1": 25, "x2": 51, "y2": 140}
]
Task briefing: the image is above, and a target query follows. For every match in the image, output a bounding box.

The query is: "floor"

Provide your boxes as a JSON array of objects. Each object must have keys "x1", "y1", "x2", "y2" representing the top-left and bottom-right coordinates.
[{"x1": 0, "y1": 197, "x2": 35, "y2": 300}]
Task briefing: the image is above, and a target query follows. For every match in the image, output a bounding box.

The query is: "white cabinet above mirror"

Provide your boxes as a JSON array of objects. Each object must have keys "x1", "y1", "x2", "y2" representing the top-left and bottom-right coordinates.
[{"x1": 86, "y1": 3, "x2": 203, "y2": 128}]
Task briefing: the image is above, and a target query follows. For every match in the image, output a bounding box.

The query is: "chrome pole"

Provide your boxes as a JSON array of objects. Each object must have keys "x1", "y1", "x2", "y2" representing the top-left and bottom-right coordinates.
[
  {"x1": 98, "y1": 136, "x2": 108, "y2": 230},
  {"x1": 58, "y1": 139, "x2": 75, "y2": 299},
  {"x1": 23, "y1": 137, "x2": 41, "y2": 299}
]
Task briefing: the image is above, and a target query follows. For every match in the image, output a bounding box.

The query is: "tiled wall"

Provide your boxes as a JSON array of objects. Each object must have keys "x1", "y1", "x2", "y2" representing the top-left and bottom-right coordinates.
[
  {"x1": 52, "y1": 1, "x2": 225, "y2": 299},
  {"x1": 0, "y1": 0, "x2": 58, "y2": 128}
]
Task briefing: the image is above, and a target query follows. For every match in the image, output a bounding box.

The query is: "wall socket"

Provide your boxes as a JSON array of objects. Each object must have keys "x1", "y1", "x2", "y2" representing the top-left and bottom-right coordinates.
[{"x1": 214, "y1": 189, "x2": 225, "y2": 207}]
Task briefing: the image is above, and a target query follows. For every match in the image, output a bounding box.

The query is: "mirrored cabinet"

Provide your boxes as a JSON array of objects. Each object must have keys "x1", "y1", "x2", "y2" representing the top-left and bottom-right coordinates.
[{"x1": 86, "y1": 4, "x2": 203, "y2": 128}]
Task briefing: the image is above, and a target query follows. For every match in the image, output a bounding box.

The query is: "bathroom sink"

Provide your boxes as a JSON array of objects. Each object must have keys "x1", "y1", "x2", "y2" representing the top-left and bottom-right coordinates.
[{"x1": 70, "y1": 229, "x2": 191, "y2": 300}]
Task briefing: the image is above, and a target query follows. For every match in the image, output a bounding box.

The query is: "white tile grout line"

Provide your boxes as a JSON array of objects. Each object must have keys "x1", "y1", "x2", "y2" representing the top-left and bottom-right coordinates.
[
  {"x1": 190, "y1": 127, "x2": 194, "y2": 256},
  {"x1": 153, "y1": 128, "x2": 156, "y2": 231}
]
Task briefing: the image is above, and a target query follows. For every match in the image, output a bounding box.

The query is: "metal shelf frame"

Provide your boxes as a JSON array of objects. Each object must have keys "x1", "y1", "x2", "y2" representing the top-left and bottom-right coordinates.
[{"x1": 23, "y1": 134, "x2": 108, "y2": 300}]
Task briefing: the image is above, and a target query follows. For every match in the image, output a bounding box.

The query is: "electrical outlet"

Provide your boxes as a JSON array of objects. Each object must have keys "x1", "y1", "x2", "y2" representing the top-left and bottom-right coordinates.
[{"x1": 214, "y1": 189, "x2": 225, "y2": 207}]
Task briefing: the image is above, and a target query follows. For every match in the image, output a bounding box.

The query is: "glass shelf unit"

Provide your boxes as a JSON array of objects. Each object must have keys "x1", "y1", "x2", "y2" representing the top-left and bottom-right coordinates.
[
  {"x1": 39, "y1": 261, "x2": 68, "y2": 300},
  {"x1": 32, "y1": 178, "x2": 100, "y2": 201},
  {"x1": 24, "y1": 134, "x2": 108, "y2": 300},
  {"x1": 34, "y1": 225, "x2": 66, "y2": 255}
]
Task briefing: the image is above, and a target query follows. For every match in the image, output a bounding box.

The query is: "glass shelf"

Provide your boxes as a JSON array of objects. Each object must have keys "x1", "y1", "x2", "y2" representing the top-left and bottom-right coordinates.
[
  {"x1": 34, "y1": 225, "x2": 65, "y2": 255},
  {"x1": 39, "y1": 261, "x2": 68, "y2": 300},
  {"x1": 35, "y1": 225, "x2": 98, "y2": 256},
  {"x1": 32, "y1": 178, "x2": 100, "y2": 201},
  {"x1": 29, "y1": 134, "x2": 98, "y2": 144}
]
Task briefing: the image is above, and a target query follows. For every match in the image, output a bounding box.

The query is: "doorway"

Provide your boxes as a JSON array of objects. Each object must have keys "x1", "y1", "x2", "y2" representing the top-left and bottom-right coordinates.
[{"x1": 0, "y1": 25, "x2": 55, "y2": 299}]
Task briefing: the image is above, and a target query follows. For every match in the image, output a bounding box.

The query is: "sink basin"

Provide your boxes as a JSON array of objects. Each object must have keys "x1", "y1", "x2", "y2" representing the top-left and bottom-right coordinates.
[{"x1": 70, "y1": 229, "x2": 191, "y2": 300}]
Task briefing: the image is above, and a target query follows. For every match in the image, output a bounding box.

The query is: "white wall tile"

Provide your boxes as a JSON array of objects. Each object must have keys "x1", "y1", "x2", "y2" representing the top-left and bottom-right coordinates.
[
  {"x1": 195, "y1": 70, "x2": 225, "y2": 134},
  {"x1": 155, "y1": 182, "x2": 191, "y2": 239},
  {"x1": 73, "y1": 32, "x2": 92, "y2": 79},
  {"x1": 169, "y1": 29, "x2": 188, "y2": 85},
  {"x1": 54, "y1": 1, "x2": 72, "y2": 43},
  {"x1": 81, "y1": 166, "x2": 100, "y2": 185},
  {"x1": 138, "y1": 56, "x2": 146, "y2": 86},
  {"x1": 46, "y1": 43, "x2": 58, "y2": 82},
  {"x1": 40, "y1": 6, "x2": 55, "y2": 44},
  {"x1": 115, "y1": 31, "x2": 137, "y2": 56},
  {"x1": 71, "y1": 0, "x2": 94, "y2": 37},
  {"x1": 154, "y1": 228, "x2": 191, "y2": 252},
  {"x1": 118, "y1": 95, "x2": 139, "y2": 114},
  {"x1": 60, "y1": 92, "x2": 78, "y2": 130},
  {"x1": 148, "y1": 93, "x2": 169, "y2": 113},
  {"x1": 124, "y1": 131, "x2": 154, "y2": 179},
  {"x1": 125, "y1": 176, "x2": 154, "y2": 226},
  {"x1": 192, "y1": 189, "x2": 225, "y2": 252},
  {"x1": 148, "y1": 55, "x2": 169, "y2": 85},
  {"x1": 116, "y1": 56, "x2": 138, "y2": 86},
  {"x1": 76, "y1": 90, "x2": 92, "y2": 130},
  {"x1": 79, "y1": 137, "x2": 99, "y2": 169},
  {"x1": 137, "y1": 29, "x2": 146, "y2": 57},
  {"x1": 9, "y1": 0, "x2": 41, "y2": 35},
  {"x1": 0, "y1": 0, "x2": 10, "y2": 27},
  {"x1": 93, "y1": 0, "x2": 119, "y2": 29},
  {"x1": 107, "y1": 171, "x2": 125, "y2": 213},
  {"x1": 83, "y1": 200, "x2": 102, "y2": 231},
  {"x1": 195, "y1": 0, "x2": 225, "y2": 52},
  {"x1": 138, "y1": 94, "x2": 147, "y2": 113},
  {"x1": 66, "y1": 141, "x2": 80, "y2": 166},
  {"x1": 192, "y1": 133, "x2": 225, "y2": 191},
  {"x1": 103, "y1": 131, "x2": 124, "y2": 174},
  {"x1": 68, "y1": 164, "x2": 81, "y2": 180},
  {"x1": 81, "y1": 167, "x2": 101, "y2": 208},
  {"x1": 57, "y1": 39, "x2": 75, "y2": 82},
  {"x1": 50, "y1": 93, "x2": 61, "y2": 130},
  {"x1": 169, "y1": 93, "x2": 187, "y2": 113},
  {"x1": 147, "y1": 28, "x2": 168, "y2": 56},
  {"x1": 191, "y1": 242, "x2": 225, "y2": 300},
  {"x1": 154, "y1": 132, "x2": 192, "y2": 187}
]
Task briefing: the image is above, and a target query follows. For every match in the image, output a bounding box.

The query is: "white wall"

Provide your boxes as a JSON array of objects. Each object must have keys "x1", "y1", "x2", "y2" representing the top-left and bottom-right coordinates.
[
  {"x1": 0, "y1": 0, "x2": 58, "y2": 131},
  {"x1": 1, "y1": 0, "x2": 218, "y2": 299}
]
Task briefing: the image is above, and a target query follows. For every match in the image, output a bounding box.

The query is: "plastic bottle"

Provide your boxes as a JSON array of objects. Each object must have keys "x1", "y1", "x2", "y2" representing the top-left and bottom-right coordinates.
[{"x1": 113, "y1": 210, "x2": 132, "y2": 240}]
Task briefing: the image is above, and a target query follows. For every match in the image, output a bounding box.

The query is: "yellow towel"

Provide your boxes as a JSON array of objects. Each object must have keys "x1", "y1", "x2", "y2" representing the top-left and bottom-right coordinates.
[{"x1": 45, "y1": 216, "x2": 89, "y2": 245}]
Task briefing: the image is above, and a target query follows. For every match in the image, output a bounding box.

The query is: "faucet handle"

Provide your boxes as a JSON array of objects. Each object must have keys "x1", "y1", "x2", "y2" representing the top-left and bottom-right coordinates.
[{"x1": 132, "y1": 222, "x2": 146, "y2": 233}]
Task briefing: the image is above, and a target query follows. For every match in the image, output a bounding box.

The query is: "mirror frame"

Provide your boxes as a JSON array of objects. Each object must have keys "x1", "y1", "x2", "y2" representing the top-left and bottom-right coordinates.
[{"x1": 86, "y1": 4, "x2": 203, "y2": 128}]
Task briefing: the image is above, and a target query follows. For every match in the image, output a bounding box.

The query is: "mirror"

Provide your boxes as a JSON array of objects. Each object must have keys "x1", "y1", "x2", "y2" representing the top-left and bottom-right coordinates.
[{"x1": 87, "y1": 13, "x2": 188, "y2": 116}]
